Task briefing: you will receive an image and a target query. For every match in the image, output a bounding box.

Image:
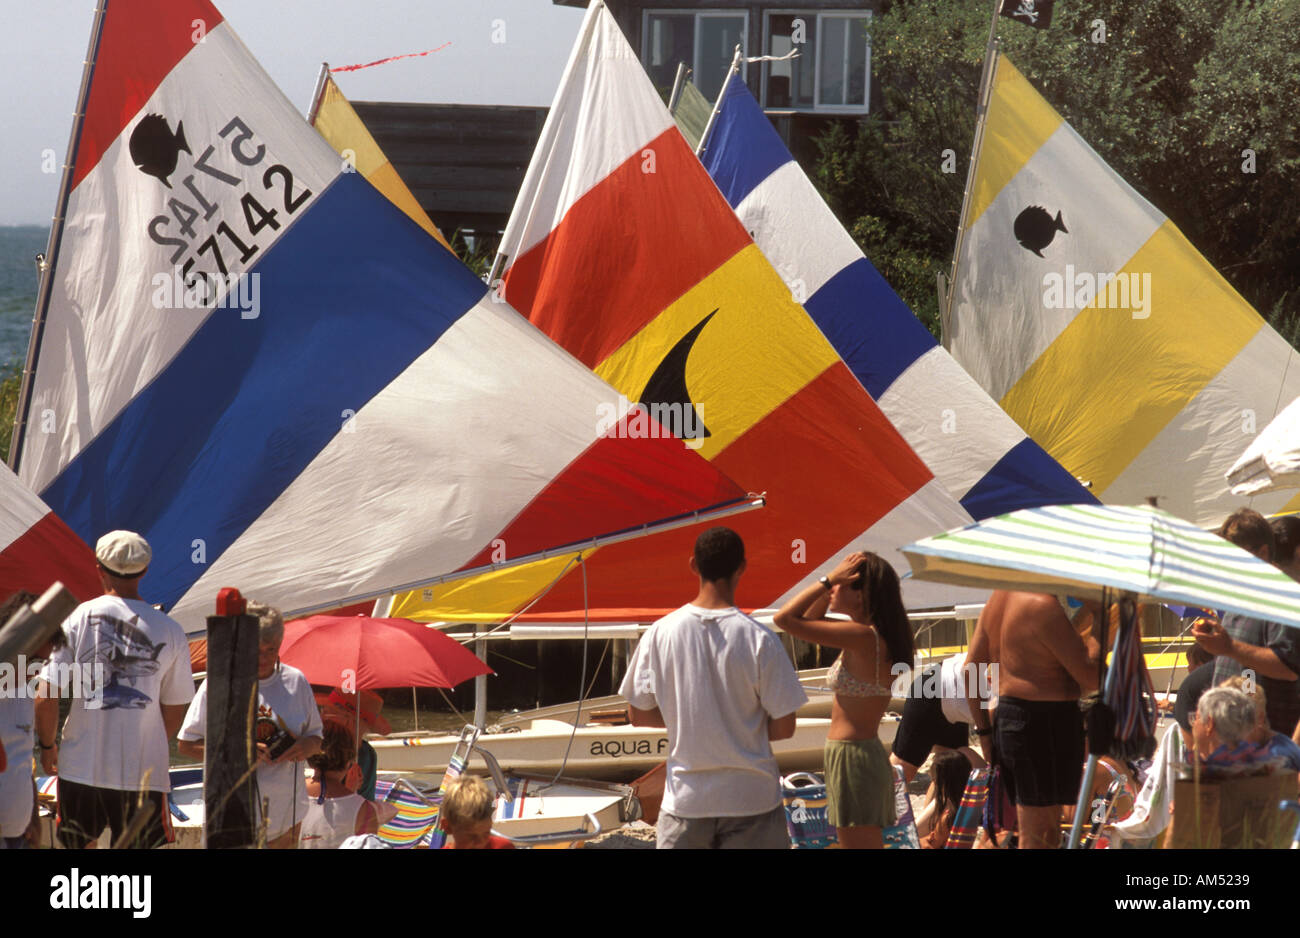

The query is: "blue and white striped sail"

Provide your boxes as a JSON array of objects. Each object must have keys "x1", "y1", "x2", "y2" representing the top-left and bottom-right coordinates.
[{"x1": 698, "y1": 74, "x2": 1092, "y2": 519}]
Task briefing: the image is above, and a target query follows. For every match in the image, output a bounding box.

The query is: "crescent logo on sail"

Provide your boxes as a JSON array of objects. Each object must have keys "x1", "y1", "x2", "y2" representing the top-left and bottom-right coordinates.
[
  {"x1": 636, "y1": 309, "x2": 717, "y2": 442},
  {"x1": 129, "y1": 114, "x2": 191, "y2": 188}
]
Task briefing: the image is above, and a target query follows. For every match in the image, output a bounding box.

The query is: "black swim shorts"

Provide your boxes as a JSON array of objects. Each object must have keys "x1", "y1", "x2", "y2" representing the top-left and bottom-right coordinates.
[
  {"x1": 57, "y1": 779, "x2": 173, "y2": 849},
  {"x1": 892, "y1": 665, "x2": 969, "y2": 767},
  {"x1": 994, "y1": 695, "x2": 1084, "y2": 807}
]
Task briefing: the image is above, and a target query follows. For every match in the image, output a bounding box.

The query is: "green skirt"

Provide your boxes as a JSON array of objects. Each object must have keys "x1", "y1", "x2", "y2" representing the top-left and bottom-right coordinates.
[{"x1": 824, "y1": 737, "x2": 896, "y2": 828}]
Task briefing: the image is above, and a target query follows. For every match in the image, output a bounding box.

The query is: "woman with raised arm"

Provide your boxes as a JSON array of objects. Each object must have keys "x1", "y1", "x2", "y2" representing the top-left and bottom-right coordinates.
[{"x1": 775, "y1": 551, "x2": 915, "y2": 848}]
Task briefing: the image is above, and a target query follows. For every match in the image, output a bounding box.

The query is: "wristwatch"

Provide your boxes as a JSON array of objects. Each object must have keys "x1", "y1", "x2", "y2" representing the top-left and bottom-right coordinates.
[{"x1": 818, "y1": 576, "x2": 832, "y2": 591}]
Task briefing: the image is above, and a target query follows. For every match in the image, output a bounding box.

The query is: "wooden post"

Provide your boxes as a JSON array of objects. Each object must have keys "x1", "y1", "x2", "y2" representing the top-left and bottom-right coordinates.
[{"x1": 203, "y1": 588, "x2": 260, "y2": 849}]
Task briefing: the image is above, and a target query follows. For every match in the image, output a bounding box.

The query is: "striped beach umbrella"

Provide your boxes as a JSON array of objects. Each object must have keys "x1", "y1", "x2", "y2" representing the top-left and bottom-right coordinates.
[
  {"x1": 904, "y1": 501, "x2": 1300, "y2": 848},
  {"x1": 901, "y1": 503, "x2": 1300, "y2": 630}
]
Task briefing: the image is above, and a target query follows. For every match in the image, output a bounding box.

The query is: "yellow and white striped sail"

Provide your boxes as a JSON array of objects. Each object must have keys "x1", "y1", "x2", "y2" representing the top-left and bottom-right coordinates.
[
  {"x1": 311, "y1": 72, "x2": 453, "y2": 251},
  {"x1": 948, "y1": 54, "x2": 1300, "y2": 526}
]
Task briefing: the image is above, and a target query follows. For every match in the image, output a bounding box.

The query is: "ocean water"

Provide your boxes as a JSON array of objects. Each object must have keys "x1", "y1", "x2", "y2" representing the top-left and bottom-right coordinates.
[{"x1": 0, "y1": 226, "x2": 48, "y2": 370}]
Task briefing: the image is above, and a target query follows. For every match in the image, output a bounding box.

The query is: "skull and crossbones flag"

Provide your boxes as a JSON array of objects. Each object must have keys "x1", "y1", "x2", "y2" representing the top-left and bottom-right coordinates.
[{"x1": 1000, "y1": 0, "x2": 1055, "y2": 29}]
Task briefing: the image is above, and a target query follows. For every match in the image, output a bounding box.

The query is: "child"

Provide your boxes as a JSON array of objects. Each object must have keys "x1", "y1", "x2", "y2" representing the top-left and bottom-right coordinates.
[
  {"x1": 440, "y1": 775, "x2": 513, "y2": 849},
  {"x1": 299, "y1": 720, "x2": 379, "y2": 849},
  {"x1": 920, "y1": 749, "x2": 974, "y2": 849}
]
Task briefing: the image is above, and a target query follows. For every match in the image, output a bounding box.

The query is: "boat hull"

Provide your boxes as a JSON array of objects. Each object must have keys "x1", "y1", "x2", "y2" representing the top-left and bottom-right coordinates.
[{"x1": 372, "y1": 716, "x2": 897, "y2": 780}]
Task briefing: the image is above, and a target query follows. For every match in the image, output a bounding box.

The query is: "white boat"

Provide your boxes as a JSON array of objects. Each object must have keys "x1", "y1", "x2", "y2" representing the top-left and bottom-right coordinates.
[
  {"x1": 372, "y1": 715, "x2": 874, "y2": 780},
  {"x1": 383, "y1": 735, "x2": 644, "y2": 849}
]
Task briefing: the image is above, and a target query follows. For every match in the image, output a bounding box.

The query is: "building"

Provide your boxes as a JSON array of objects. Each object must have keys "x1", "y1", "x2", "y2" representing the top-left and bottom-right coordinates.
[
  {"x1": 358, "y1": 2, "x2": 875, "y2": 241},
  {"x1": 553, "y1": 0, "x2": 876, "y2": 159},
  {"x1": 348, "y1": 102, "x2": 547, "y2": 249}
]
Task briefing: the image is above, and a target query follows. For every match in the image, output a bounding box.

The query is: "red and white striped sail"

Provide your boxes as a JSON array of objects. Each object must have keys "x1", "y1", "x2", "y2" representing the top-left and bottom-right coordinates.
[{"x1": 0, "y1": 463, "x2": 98, "y2": 603}]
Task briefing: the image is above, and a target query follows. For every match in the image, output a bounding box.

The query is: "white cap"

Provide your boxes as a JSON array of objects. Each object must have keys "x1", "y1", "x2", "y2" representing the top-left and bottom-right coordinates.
[{"x1": 95, "y1": 530, "x2": 151, "y2": 577}]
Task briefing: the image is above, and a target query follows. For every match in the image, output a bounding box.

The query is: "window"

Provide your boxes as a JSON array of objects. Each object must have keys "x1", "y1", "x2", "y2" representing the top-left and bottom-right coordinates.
[
  {"x1": 643, "y1": 10, "x2": 747, "y2": 103},
  {"x1": 763, "y1": 11, "x2": 871, "y2": 112}
]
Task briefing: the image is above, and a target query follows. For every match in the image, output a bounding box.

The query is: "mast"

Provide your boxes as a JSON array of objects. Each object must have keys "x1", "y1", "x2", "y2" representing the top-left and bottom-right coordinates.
[
  {"x1": 667, "y1": 61, "x2": 689, "y2": 114},
  {"x1": 305, "y1": 61, "x2": 331, "y2": 124},
  {"x1": 9, "y1": 0, "x2": 110, "y2": 472},
  {"x1": 695, "y1": 46, "x2": 744, "y2": 158},
  {"x1": 940, "y1": 0, "x2": 1005, "y2": 349}
]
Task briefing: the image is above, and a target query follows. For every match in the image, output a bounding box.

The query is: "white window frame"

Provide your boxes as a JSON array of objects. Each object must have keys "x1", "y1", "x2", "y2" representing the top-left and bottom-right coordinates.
[
  {"x1": 761, "y1": 9, "x2": 872, "y2": 114},
  {"x1": 642, "y1": 9, "x2": 750, "y2": 101}
]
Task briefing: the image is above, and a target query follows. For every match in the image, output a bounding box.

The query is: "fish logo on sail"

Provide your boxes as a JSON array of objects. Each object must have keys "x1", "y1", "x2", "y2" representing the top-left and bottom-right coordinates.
[
  {"x1": 637, "y1": 310, "x2": 715, "y2": 443},
  {"x1": 1013, "y1": 205, "x2": 1068, "y2": 257},
  {"x1": 128, "y1": 114, "x2": 190, "y2": 188}
]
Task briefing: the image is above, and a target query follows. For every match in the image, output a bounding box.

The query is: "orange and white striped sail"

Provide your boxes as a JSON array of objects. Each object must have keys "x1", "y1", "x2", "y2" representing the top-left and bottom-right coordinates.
[
  {"x1": 391, "y1": 1, "x2": 979, "y2": 621},
  {"x1": 309, "y1": 70, "x2": 452, "y2": 250},
  {"x1": 948, "y1": 54, "x2": 1300, "y2": 526}
]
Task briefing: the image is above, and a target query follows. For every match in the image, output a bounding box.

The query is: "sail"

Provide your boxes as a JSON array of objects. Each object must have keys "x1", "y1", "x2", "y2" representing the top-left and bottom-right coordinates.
[
  {"x1": 0, "y1": 463, "x2": 99, "y2": 603},
  {"x1": 948, "y1": 54, "x2": 1300, "y2": 525},
  {"x1": 700, "y1": 73, "x2": 1092, "y2": 520},
  {"x1": 669, "y1": 76, "x2": 712, "y2": 151},
  {"x1": 13, "y1": 0, "x2": 749, "y2": 631},
  {"x1": 391, "y1": 2, "x2": 980, "y2": 622},
  {"x1": 308, "y1": 70, "x2": 453, "y2": 251}
]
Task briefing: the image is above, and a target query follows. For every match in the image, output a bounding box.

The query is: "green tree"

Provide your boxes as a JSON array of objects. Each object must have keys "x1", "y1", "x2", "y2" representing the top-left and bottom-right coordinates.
[
  {"x1": 0, "y1": 361, "x2": 19, "y2": 465},
  {"x1": 813, "y1": 0, "x2": 1300, "y2": 340}
]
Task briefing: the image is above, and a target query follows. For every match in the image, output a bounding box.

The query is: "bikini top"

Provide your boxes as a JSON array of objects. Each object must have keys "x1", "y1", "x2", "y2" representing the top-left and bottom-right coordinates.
[{"x1": 827, "y1": 651, "x2": 891, "y2": 698}]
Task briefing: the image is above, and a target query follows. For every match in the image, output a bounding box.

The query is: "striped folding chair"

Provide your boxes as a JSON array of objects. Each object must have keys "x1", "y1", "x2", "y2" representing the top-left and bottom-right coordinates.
[
  {"x1": 371, "y1": 725, "x2": 482, "y2": 848},
  {"x1": 944, "y1": 768, "x2": 990, "y2": 849},
  {"x1": 372, "y1": 778, "x2": 442, "y2": 848}
]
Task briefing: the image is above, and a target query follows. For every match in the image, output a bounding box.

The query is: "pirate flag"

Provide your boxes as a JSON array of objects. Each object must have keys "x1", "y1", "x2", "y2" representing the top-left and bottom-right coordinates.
[{"x1": 1000, "y1": 0, "x2": 1055, "y2": 29}]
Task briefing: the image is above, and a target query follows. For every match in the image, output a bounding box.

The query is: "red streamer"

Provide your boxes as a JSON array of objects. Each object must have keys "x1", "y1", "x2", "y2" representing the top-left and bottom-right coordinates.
[{"x1": 331, "y1": 42, "x2": 452, "y2": 73}]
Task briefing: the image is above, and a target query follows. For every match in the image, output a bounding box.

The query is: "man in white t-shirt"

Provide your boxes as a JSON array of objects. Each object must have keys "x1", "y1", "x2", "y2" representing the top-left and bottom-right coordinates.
[
  {"x1": 620, "y1": 527, "x2": 808, "y2": 849},
  {"x1": 33, "y1": 531, "x2": 195, "y2": 848},
  {"x1": 178, "y1": 600, "x2": 322, "y2": 848}
]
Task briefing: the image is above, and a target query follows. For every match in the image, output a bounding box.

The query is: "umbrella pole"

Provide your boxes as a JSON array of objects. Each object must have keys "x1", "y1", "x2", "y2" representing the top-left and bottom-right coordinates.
[
  {"x1": 412, "y1": 687, "x2": 419, "y2": 732},
  {"x1": 1067, "y1": 593, "x2": 1127, "y2": 849},
  {"x1": 473, "y1": 638, "x2": 488, "y2": 730}
]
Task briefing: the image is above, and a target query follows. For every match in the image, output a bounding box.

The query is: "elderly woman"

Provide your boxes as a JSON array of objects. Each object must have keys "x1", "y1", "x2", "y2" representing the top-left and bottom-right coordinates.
[
  {"x1": 775, "y1": 551, "x2": 915, "y2": 849},
  {"x1": 177, "y1": 601, "x2": 322, "y2": 848},
  {"x1": 1191, "y1": 686, "x2": 1258, "y2": 763}
]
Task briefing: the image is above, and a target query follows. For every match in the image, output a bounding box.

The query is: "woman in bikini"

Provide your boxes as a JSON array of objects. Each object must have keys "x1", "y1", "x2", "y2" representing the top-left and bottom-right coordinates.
[{"x1": 775, "y1": 550, "x2": 915, "y2": 848}]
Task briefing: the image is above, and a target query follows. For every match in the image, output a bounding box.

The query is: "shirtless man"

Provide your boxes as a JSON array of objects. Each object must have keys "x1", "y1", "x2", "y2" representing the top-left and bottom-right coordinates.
[{"x1": 966, "y1": 590, "x2": 1099, "y2": 848}]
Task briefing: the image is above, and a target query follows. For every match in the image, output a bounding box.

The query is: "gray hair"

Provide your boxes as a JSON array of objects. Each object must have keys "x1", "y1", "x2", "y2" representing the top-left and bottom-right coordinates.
[
  {"x1": 1197, "y1": 686, "x2": 1256, "y2": 746},
  {"x1": 246, "y1": 600, "x2": 284, "y2": 647}
]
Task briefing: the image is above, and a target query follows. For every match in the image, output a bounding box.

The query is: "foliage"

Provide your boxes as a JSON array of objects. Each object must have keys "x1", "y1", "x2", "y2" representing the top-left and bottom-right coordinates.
[
  {"x1": 813, "y1": 0, "x2": 1300, "y2": 340},
  {"x1": 0, "y1": 360, "x2": 18, "y2": 465}
]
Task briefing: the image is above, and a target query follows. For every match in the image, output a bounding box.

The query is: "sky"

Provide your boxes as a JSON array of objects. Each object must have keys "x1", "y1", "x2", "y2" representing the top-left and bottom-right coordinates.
[{"x1": 0, "y1": 0, "x2": 586, "y2": 224}]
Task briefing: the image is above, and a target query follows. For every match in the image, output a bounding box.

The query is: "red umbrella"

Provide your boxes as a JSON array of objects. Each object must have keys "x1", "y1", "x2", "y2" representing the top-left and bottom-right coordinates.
[{"x1": 280, "y1": 615, "x2": 492, "y2": 690}]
